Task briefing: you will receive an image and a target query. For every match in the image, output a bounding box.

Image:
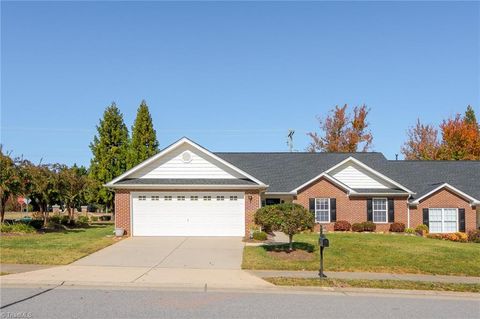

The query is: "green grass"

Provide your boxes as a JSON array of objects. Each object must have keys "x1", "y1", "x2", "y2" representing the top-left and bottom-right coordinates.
[
  {"x1": 0, "y1": 225, "x2": 116, "y2": 265},
  {"x1": 0, "y1": 272, "x2": 9, "y2": 276},
  {"x1": 264, "y1": 277, "x2": 480, "y2": 293},
  {"x1": 242, "y1": 233, "x2": 480, "y2": 276}
]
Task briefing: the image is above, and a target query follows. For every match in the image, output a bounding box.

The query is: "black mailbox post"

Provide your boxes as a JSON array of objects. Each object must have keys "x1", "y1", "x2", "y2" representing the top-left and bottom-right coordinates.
[{"x1": 318, "y1": 226, "x2": 329, "y2": 278}]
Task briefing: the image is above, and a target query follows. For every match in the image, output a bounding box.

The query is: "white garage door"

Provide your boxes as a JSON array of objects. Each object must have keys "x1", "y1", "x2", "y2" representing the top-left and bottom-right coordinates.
[{"x1": 132, "y1": 192, "x2": 245, "y2": 236}]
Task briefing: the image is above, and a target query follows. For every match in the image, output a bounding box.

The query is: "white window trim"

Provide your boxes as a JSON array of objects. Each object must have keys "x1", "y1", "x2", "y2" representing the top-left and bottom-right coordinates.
[
  {"x1": 428, "y1": 208, "x2": 459, "y2": 233},
  {"x1": 315, "y1": 198, "x2": 330, "y2": 224},
  {"x1": 372, "y1": 198, "x2": 388, "y2": 224}
]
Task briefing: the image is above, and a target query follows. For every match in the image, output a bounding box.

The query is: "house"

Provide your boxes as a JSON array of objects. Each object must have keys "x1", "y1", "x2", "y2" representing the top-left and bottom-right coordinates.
[{"x1": 106, "y1": 137, "x2": 480, "y2": 236}]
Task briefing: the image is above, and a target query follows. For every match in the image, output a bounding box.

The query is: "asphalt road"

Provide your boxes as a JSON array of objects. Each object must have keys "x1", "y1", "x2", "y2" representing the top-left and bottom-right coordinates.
[{"x1": 1, "y1": 286, "x2": 479, "y2": 319}]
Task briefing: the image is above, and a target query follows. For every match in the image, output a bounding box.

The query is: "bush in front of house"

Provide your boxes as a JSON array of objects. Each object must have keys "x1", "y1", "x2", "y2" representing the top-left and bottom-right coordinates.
[
  {"x1": 76, "y1": 215, "x2": 89, "y2": 227},
  {"x1": 1, "y1": 223, "x2": 36, "y2": 234},
  {"x1": 467, "y1": 229, "x2": 480, "y2": 243},
  {"x1": 352, "y1": 223, "x2": 364, "y2": 232},
  {"x1": 415, "y1": 224, "x2": 429, "y2": 236},
  {"x1": 404, "y1": 228, "x2": 415, "y2": 234},
  {"x1": 252, "y1": 230, "x2": 268, "y2": 241},
  {"x1": 90, "y1": 216, "x2": 99, "y2": 222},
  {"x1": 427, "y1": 232, "x2": 468, "y2": 243},
  {"x1": 389, "y1": 222, "x2": 405, "y2": 233},
  {"x1": 49, "y1": 214, "x2": 62, "y2": 224},
  {"x1": 334, "y1": 220, "x2": 351, "y2": 231},
  {"x1": 99, "y1": 215, "x2": 111, "y2": 221},
  {"x1": 362, "y1": 221, "x2": 376, "y2": 232}
]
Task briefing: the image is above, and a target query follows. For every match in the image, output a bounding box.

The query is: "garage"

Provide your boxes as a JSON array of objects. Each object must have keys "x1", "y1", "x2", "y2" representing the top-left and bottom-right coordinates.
[{"x1": 132, "y1": 192, "x2": 245, "y2": 236}]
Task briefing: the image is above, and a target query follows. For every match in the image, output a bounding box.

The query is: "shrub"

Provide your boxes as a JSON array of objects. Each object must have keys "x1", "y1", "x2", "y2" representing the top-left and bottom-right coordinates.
[
  {"x1": 252, "y1": 230, "x2": 268, "y2": 241},
  {"x1": 352, "y1": 223, "x2": 364, "y2": 232},
  {"x1": 1, "y1": 223, "x2": 36, "y2": 234},
  {"x1": 77, "y1": 215, "x2": 89, "y2": 226},
  {"x1": 404, "y1": 228, "x2": 415, "y2": 234},
  {"x1": 99, "y1": 215, "x2": 111, "y2": 221},
  {"x1": 415, "y1": 224, "x2": 429, "y2": 236},
  {"x1": 455, "y1": 232, "x2": 468, "y2": 243},
  {"x1": 467, "y1": 229, "x2": 480, "y2": 243},
  {"x1": 49, "y1": 214, "x2": 61, "y2": 224},
  {"x1": 362, "y1": 221, "x2": 376, "y2": 232},
  {"x1": 389, "y1": 222, "x2": 405, "y2": 233},
  {"x1": 25, "y1": 219, "x2": 44, "y2": 230},
  {"x1": 334, "y1": 220, "x2": 351, "y2": 231},
  {"x1": 90, "y1": 216, "x2": 99, "y2": 222}
]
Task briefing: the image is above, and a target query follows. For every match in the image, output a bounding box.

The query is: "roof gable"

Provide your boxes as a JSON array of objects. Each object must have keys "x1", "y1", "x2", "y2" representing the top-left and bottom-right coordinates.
[
  {"x1": 106, "y1": 138, "x2": 267, "y2": 187},
  {"x1": 328, "y1": 161, "x2": 393, "y2": 189}
]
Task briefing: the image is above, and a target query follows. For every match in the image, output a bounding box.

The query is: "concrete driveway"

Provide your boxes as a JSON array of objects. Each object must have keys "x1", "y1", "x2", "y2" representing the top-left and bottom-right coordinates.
[{"x1": 72, "y1": 237, "x2": 244, "y2": 269}]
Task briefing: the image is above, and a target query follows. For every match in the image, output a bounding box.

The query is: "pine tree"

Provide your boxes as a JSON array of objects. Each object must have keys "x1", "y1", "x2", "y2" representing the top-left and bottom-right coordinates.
[
  {"x1": 89, "y1": 102, "x2": 129, "y2": 211},
  {"x1": 464, "y1": 105, "x2": 478, "y2": 127},
  {"x1": 127, "y1": 100, "x2": 159, "y2": 168}
]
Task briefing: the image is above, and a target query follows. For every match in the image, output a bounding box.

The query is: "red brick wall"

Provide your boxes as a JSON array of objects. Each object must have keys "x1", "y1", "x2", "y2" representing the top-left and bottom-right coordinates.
[
  {"x1": 114, "y1": 188, "x2": 261, "y2": 237},
  {"x1": 410, "y1": 188, "x2": 477, "y2": 232},
  {"x1": 294, "y1": 178, "x2": 409, "y2": 232},
  {"x1": 114, "y1": 190, "x2": 131, "y2": 235},
  {"x1": 245, "y1": 190, "x2": 261, "y2": 237}
]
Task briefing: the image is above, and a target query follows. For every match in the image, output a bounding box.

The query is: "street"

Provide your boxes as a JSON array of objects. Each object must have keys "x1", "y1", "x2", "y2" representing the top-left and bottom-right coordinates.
[{"x1": 1, "y1": 285, "x2": 478, "y2": 319}]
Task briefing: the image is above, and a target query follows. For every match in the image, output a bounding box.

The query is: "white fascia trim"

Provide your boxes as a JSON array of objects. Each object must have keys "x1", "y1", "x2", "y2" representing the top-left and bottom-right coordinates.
[
  {"x1": 410, "y1": 183, "x2": 478, "y2": 205},
  {"x1": 349, "y1": 192, "x2": 409, "y2": 197},
  {"x1": 264, "y1": 192, "x2": 296, "y2": 196},
  {"x1": 324, "y1": 156, "x2": 416, "y2": 194},
  {"x1": 105, "y1": 137, "x2": 267, "y2": 187},
  {"x1": 291, "y1": 173, "x2": 356, "y2": 194},
  {"x1": 106, "y1": 184, "x2": 267, "y2": 190}
]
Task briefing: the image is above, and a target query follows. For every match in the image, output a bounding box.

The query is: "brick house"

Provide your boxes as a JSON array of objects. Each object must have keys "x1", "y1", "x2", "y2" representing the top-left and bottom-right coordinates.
[{"x1": 107, "y1": 137, "x2": 480, "y2": 236}]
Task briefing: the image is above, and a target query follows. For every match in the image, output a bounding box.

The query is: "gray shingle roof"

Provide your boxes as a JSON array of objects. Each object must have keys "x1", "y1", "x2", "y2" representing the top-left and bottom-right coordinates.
[
  {"x1": 215, "y1": 152, "x2": 480, "y2": 201},
  {"x1": 116, "y1": 178, "x2": 257, "y2": 186}
]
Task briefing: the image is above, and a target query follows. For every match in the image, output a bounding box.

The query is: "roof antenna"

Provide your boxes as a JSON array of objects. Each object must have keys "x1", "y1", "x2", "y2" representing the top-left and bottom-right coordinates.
[
  {"x1": 287, "y1": 130, "x2": 295, "y2": 152},
  {"x1": 395, "y1": 154, "x2": 398, "y2": 161}
]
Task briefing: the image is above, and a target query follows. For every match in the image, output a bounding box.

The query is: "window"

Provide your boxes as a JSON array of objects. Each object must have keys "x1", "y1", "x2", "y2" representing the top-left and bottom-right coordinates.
[
  {"x1": 315, "y1": 198, "x2": 330, "y2": 223},
  {"x1": 216, "y1": 196, "x2": 225, "y2": 201},
  {"x1": 203, "y1": 196, "x2": 211, "y2": 201},
  {"x1": 164, "y1": 196, "x2": 172, "y2": 201},
  {"x1": 429, "y1": 208, "x2": 458, "y2": 233},
  {"x1": 230, "y1": 196, "x2": 238, "y2": 201},
  {"x1": 138, "y1": 195, "x2": 146, "y2": 201},
  {"x1": 190, "y1": 196, "x2": 198, "y2": 201},
  {"x1": 177, "y1": 196, "x2": 185, "y2": 201},
  {"x1": 151, "y1": 196, "x2": 160, "y2": 201},
  {"x1": 372, "y1": 198, "x2": 388, "y2": 223}
]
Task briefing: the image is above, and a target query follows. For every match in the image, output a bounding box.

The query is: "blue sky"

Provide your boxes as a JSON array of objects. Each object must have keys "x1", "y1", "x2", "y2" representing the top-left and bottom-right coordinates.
[{"x1": 1, "y1": 1, "x2": 479, "y2": 166}]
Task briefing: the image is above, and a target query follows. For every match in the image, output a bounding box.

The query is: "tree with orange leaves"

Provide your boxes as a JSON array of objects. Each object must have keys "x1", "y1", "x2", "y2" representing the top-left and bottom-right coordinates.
[
  {"x1": 307, "y1": 104, "x2": 373, "y2": 152},
  {"x1": 401, "y1": 120, "x2": 440, "y2": 160}
]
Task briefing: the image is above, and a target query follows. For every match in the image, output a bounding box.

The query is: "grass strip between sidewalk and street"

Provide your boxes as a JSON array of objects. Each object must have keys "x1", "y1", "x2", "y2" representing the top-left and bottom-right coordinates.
[{"x1": 264, "y1": 277, "x2": 480, "y2": 293}]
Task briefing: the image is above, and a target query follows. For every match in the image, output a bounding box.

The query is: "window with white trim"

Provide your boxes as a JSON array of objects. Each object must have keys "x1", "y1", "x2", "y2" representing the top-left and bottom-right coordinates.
[
  {"x1": 151, "y1": 195, "x2": 160, "y2": 201},
  {"x1": 203, "y1": 196, "x2": 211, "y2": 201},
  {"x1": 177, "y1": 196, "x2": 185, "y2": 201},
  {"x1": 138, "y1": 195, "x2": 146, "y2": 201},
  {"x1": 315, "y1": 198, "x2": 330, "y2": 223},
  {"x1": 164, "y1": 196, "x2": 172, "y2": 201},
  {"x1": 229, "y1": 196, "x2": 238, "y2": 201},
  {"x1": 429, "y1": 208, "x2": 458, "y2": 233},
  {"x1": 372, "y1": 198, "x2": 387, "y2": 223},
  {"x1": 190, "y1": 196, "x2": 198, "y2": 201},
  {"x1": 216, "y1": 196, "x2": 225, "y2": 201}
]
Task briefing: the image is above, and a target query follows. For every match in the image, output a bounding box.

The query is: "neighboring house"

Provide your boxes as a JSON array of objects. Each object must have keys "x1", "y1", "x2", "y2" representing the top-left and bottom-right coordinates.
[{"x1": 106, "y1": 137, "x2": 480, "y2": 237}]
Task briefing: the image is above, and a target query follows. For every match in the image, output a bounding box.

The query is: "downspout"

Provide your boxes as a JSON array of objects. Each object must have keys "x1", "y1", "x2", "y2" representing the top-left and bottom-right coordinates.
[{"x1": 407, "y1": 194, "x2": 411, "y2": 229}]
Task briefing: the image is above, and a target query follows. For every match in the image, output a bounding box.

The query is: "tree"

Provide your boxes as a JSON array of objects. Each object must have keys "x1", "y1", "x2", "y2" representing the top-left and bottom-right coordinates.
[
  {"x1": 438, "y1": 114, "x2": 480, "y2": 160},
  {"x1": 89, "y1": 102, "x2": 130, "y2": 212},
  {"x1": 0, "y1": 147, "x2": 23, "y2": 222},
  {"x1": 255, "y1": 203, "x2": 314, "y2": 251},
  {"x1": 401, "y1": 119, "x2": 440, "y2": 160},
  {"x1": 127, "y1": 100, "x2": 159, "y2": 169},
  {"x1": 464, "y1": 105, "x2": 478, "y2": 126},
  {"x1": 59, "y1": 164, "x2": 89, "y2": 222},
  {"x1": 307, "y1": 104, "x2": 373, "y2": 152}
]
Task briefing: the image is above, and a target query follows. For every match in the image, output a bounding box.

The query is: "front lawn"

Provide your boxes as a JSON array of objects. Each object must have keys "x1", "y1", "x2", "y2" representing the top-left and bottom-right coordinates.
[
  {"x1": 242, "y1": 233, "x2": 480, "y2": 276},
  {"x1": 0, "y1": 225, "x2": 116, "y2": 265},
  {"x1": 264, "y1": 277, "x2": 480, "y2": 293}
]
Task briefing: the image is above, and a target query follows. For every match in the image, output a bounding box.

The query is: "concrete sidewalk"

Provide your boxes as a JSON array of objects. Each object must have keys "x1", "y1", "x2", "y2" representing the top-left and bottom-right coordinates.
[
  {"x1": 250, "y1": 270, "x2": 480, "y2": 284},
  {"x1": 1, "y1": 264, "x2": 56, "y2": 274},
  {"x1": 0, "y1": 265, "x2": 272, "y2": 289}
]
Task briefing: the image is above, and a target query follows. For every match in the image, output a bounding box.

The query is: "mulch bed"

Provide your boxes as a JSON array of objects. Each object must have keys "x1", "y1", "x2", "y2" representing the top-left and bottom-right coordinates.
[{"x1": 267, "y1": 249, "x2": 314, "y2": 261}]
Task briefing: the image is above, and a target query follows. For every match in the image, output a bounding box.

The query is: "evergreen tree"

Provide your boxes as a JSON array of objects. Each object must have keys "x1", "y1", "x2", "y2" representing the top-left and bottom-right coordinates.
[
  {"x1": 127, "y1": 100, "x2": 159, "y2": 168},
  {"x1": 89, "y1": 102, "x2": 129, "y2": 211},
  {"x1": 464, "y1": 105, "x2": 478, "y2": 127}
]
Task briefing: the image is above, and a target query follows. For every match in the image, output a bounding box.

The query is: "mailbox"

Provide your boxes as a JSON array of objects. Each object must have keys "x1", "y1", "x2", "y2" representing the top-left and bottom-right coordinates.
[{"x1": 319, "y1": 237, "x2": 329, "y2": 248}]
